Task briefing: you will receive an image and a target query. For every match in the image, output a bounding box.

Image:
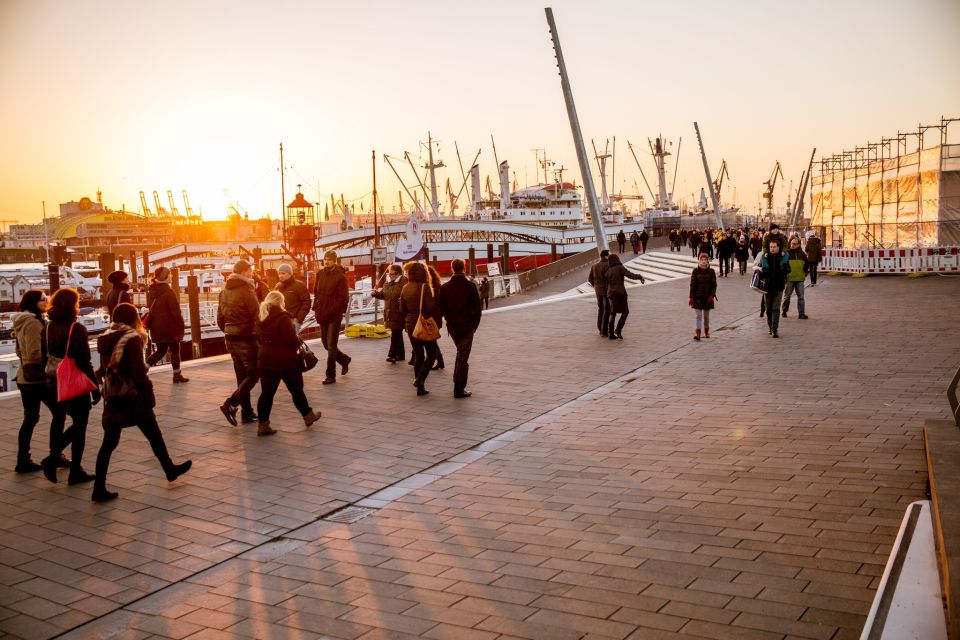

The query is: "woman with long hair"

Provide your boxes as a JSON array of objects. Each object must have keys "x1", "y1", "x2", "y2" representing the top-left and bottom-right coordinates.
[
  {"x1": 426, "y1": 264, "x2": 445, "y2": 370},
  {"x1": 145, "y1": 266, "x2": 189, "y2": 383},
  {"x1": 41, "y1": 288, "x2": 98, "y2": 484},
  {"x1": 11, "y1": 290, "x2": 64, "y2": 472},
  {"x1": 92, "y1": 303, "x2": 191, "y2": 502},
  {"x1": 254, "y1": 291, "x2": 320, "y2": 436},
  {"x1": 398, "y1": 262, "x2": 441, "y2": 396}
]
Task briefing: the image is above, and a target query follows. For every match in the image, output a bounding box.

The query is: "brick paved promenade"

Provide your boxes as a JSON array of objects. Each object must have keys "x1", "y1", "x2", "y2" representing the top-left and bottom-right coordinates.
[{"x1": 1, "y1": 264, "x2": 958, "y2": 640}]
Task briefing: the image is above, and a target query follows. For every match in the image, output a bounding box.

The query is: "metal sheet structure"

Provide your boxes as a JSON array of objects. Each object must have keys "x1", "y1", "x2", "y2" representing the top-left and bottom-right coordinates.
[{"x1": 811, "y1": 143, "x2": 960, "y2": 248}]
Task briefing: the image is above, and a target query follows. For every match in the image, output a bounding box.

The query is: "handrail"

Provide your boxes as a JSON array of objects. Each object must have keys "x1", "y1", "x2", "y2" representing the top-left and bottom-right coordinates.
[{"x1": 949, "y1": 364, "x2": 960, "y2": 427}]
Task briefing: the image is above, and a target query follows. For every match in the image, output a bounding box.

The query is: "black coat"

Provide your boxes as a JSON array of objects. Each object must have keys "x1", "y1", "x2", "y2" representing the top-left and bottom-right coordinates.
[
  {"x1": 45, "y1": 318, "x2": 97, "y2": 391},
  {"x1": 760, "y1": 251, "x2": 791, "y2": 293},
  {"x1": 255, "y1": 308, "x2": 300, "y2": 372},
  {"x1": 312, "y1": 265, "x2": 349, "y2": 324},
  {"x1": 398, "y1": 282, "x2": 440, "y2": 334},
  {"x1": 217, "y1": 275, "x2": 259, "y2": 339},
  {"x1": 105, "y1": 283, "x2": 132, "y2": 316},
  {"x1": 689, "y1": 267, "x2": 717, "y2": 309},
  {"x1": 438, "y1": 274, "x2": 482, "y2": 340},
  {"x1": 605, "y1": 255, "x2": 644, "y2": 297},
  {"x1": 717, "y1": 237, "x2": 736, "y2": 258},
  {"x1": 371, "y1": 275, "x2": 407, "y2": 330},
  {"x1": 146, "y1": 282, "x2": 185, "y2": 343},
  {"x1": 97, "y1": 330, "x2": 155, "y2": 429},
  {"x1": 276, "y1": 278, "x2": 311, "y2": 323}
]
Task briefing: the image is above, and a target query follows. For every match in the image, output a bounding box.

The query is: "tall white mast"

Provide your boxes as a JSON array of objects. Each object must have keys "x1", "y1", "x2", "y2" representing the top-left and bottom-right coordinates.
[
  {"x1": 426, "y1": 132, "x2": 443, "y2": 218},
  {"x1": 650, "y1": 136, "x2": 672, "y2": 209}
]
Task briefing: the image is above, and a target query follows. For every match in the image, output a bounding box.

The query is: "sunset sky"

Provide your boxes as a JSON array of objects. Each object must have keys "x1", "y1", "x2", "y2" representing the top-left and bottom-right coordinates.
[{"x1": 1, "y1": 0, "x2": 958, "y2": 224}]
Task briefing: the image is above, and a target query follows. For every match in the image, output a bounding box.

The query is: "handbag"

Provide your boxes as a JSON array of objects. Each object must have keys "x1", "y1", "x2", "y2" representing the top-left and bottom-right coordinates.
[
  {"x1": 412, "y1": 284, "x2": 441, "y2": 341},
  {"x1": 53, "y1": 322, "x2": 97, "y2": 402},
  {"x1": 297, "y1": 341, "x2": 319, "y2": 372},
  {"x1": 750, "y1": 269, "x2": 767, "y2": 294}
]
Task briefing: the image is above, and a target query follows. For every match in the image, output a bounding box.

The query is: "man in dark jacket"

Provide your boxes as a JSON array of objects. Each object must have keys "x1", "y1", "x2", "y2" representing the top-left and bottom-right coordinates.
[
  {"x1": 438, "y1": 258, "x2": 482, "y2": 398},
  {"x1": 616, "y1": 230, "x2": 627, "y2": 253},
  {"x1": 145, "y1": 267, "x2": 188, "y2": 383},
  {"x1": 478, "y1": 277, "x2": 490, "y2": 309},
  {"x1": 371, "y1": 264, "x2": 407, "y2": 363},
  {"x1": 217, "y1": 260, "x2": 260, "y2": 425},
  {"x1": 587, "y1": 249, "x2": 611, "y2": 336},
  {"x1": 717, "y1": 232, "x2": 737, "y2": 277},
  {"x1": 275, "y1": 263, "x2": 311, "y2": 331},
  {"x1": 105, "y1": 271, "x2": 132, "y2": 315},
  {"x1": 760, "y1": 239, "x2": 791, "y2": 338},
  {"x1": 312, "y1": 250, "x2": 351, "y2": 384},
  {"x1": 805, "y1": 231, "x2": 823, "y2": 286},
  {"x1": 639, "y1": 230, "x2": 649, "y2": 254}
]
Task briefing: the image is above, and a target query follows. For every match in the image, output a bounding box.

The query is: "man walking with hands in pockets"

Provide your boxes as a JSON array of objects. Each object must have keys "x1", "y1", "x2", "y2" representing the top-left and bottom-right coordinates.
[{"x1": 438, "y1": 258, "x2": 482, "y2": 398}]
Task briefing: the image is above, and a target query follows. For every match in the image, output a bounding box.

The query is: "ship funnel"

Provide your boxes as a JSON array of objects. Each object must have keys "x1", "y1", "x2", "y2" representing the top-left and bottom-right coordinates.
[
  {"x1": 499, "y1": 160, "x2": 510, "y2": 210},
  {"x1": 470, "y1": 164, "x2": 482, "y2": 212}
]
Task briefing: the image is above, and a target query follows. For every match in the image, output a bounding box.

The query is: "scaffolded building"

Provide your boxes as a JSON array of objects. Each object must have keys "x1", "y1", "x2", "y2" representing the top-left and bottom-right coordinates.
[{"x1": 810, "y1": 117, "x2": 960, "y2": 248}]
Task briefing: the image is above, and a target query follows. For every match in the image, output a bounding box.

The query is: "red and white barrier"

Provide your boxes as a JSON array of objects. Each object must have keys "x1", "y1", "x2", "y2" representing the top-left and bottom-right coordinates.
[{"x1": 821, "y1": 246, "x2": 960, "y2": 274}]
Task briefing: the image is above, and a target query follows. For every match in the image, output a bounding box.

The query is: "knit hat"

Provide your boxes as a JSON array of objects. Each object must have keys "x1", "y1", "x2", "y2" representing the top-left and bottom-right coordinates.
[
  {"x1": 277, "y1": 263, "x2": 293, "y2": 275},
  {"x1": 323, "y1": 250, "x2": 338, "y2": 261},
  {"x1": 152, "y1": 266, "x2": 171, "y2": 282},
  {"x1": 769, "y1": 223, "x2": 780, "y2": 230},
  {"x1": 698, "y1": 252, "x2": 709, "y2": 259},
  {"x1": 233, "y1": 260, "x2": 251, "y2": 274},
  {"x1": 107, "y1": 270, "x2": 128, "y2": 284}
]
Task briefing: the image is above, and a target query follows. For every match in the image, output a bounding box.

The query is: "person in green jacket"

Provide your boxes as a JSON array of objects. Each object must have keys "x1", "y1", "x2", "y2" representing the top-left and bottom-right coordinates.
[{"x1": 782, "y1": 236, "x2": 810, "y2": 319}]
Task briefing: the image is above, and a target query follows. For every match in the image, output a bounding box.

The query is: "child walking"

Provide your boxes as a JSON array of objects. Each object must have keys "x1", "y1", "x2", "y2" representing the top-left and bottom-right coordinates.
[{"x1": 689, "y1": 252, "x2": 717, "y2": 340}]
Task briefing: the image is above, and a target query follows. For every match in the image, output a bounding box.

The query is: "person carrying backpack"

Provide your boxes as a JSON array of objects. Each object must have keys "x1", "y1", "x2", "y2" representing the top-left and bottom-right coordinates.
[
  {"x1": 144, "y1": 267, "x2": 189, "y2": 383},
  {"x1": 93, "y1": 303, "x2": 191, "y2": 502}
]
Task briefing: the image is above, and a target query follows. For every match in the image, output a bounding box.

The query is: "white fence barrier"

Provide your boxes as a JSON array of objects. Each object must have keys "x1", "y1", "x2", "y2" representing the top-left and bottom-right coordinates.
[{"x1": 821, "y1": 247, "x2": 960, "y2": 274}]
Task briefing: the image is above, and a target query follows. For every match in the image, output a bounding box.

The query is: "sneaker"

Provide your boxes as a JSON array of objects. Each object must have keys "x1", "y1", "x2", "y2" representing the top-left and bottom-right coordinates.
[
  {"x1": 240, "y1": 413, "x2": 258, "y2": 424},
  {"x1": 165, "y1": 460, "x2": 192, "y2": 482},
  {"x1": 303, "y1": 410, "x2": 321, "y2": 427},
  {"x1": 322, "y1": 376, "x2": 336, "y2": 385},
  {"x1": 799, "y1": 314, "x2": 809, "y2": 319},
  {"x1": 386, "y1": 357, "x2": 396, "y2": 363},
  {"x1": 220, "y1": 402, "x2": 238, "y2": 426},
  {"x1": 772, "y1": 331, "x2": 779, "y2": 338}
]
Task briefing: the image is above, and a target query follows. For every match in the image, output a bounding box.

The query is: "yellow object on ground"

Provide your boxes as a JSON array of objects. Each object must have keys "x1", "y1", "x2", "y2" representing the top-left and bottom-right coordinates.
[{"x1": 345, "y1": 323, "x2": 390, "y2": 338}]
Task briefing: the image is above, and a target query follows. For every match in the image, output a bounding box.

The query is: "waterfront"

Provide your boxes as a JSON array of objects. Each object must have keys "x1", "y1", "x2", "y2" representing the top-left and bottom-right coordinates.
[{"x1": 1, "y1": 270, "x2": 957, "y2": 640}]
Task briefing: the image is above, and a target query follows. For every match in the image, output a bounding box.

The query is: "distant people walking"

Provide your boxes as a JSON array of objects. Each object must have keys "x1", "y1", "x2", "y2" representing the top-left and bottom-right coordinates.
[
  {"x1": 372, "y1": 264, "x2": 407, "y2": 363},
  {"x1": 805, "y1": 231, "x2": 823, "y2": 286},
  {"x1": 749, "y1": 231, "x2": 762, "y2": 259},
  {"x1": 717, "y1": 232, "x2": 736, "y2": 277},
  {"x1": 145, "y1": 267, "x2": 189, "y2": 383},
  {"x1": 616, "y1": 230, "x2": 627, "y2": 253},
  {"x1": 254, "y1": 291, "x2": 321, "y2": 436},
  {"x1": 735, "y1": 235, "x2": 750, "y2": 275},
  {"x1": 217, "y1": 260, "x2": 261, "y2": 425},
  {"x1": 760, "y1": 239, "x2": 790, "y2": 338},
  {"x1": 312, "y1": 250, "x2": 351, "y2": 385},
  {"x1": 399, "y1": 262, "x2": 441, "y2": 396},
  {"x1": 12, "y1": 290, "x2": 61, "y2": 473},
  {"x1": 438, "y1": 258, "x2": 482, "y2": 398},
  {"x1": 605, "y1": 254, "x2": 645, "y2": 340},
  {"x1": 689, "y1": 253, "x2": 717, "y2": 340},
  {"x1": 669, "y1": 229, "x2": 679, "y2": 252},
  {"x1": 782, "y1": 236, "x2": 809, "y2": 319},
  {"x1": 630, "y1": 230, "x2": 640, "y2": 255},
  {"x1": 41, "y1": 288, "x2": 98, "y2": 485},
  {"x1": 479, "y1": 277, "x2": 490, "y2": 310},
  {"x1": 105, "y1": 271, "x2": 132, "y2": 316},
  {"x1": 588, "y1": 249, "x2": 611, "y2": 336},
  {"x1": 93, "y1": 303, "x2": 191, "y2": 502},
  {"x1": 689, "y1": 230, "x2": 702, "y2": 257},
  {"x1": 639, "y1": 230, "x2": 649, "y2": 254},
  {"x1": 275, "y1": 263, "x2": 311, "y2": 332}
]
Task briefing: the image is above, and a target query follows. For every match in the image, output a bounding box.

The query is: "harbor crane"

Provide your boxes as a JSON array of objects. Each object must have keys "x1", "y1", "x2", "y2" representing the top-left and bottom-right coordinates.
[
  {"x1": 181, "y1": 189, "x2": 201, "y2": 223},
  {"x1": 139, "y1": 191, "x2": 151, "y2": 217},
  {"x1": 152, "y1": 191, "x2": 168, "y2": 217},
  {"x1": 762, "y1": 161, "x2": 784, "y2": 224},
  {"x1": 712, "y1": 160, "x2": 730, "y2": 198},
  {"x1": 166, "y1": 190, "x2": 181, "y2": 222}
]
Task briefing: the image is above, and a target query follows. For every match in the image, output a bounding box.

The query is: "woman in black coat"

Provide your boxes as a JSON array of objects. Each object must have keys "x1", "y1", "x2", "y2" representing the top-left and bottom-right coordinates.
[
  {"x1": 398, "y1": 262, "x2": 441, "y2": 395},
  {"x1": 689, "y1": 253, "x2": 718, "y2": 340},
  {"x1": 145, "y1": 267, "x2": 188, "y2": 383},
  {"x1": 371, "y1": 264, "x2": 407, "y2": 363},
  {"x1": 92, "y1": 303, "x2": 191, "y2": 502},
  {"x1": 605, "y1": 254, "x2": 645, "y2": 340},
  {"x1": 427, "y1": 265, "x2": 445, "y2": 370},
  {"x1": 41, "y1": 288, "x2": 98, "y2": 485},
  {"x1": 254, "y1": 291, "x2": 320, "y2": 436}
]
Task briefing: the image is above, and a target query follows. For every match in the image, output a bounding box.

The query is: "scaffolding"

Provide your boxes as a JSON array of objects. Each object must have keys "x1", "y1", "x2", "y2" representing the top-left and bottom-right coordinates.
[{"x1": 810, "y1": 116, "x2": 960, "y2": 248}]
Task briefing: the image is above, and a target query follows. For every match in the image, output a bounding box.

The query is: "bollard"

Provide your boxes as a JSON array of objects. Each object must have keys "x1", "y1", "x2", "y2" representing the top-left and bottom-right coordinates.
[
  {"x1": 187, "y1": 275, "x2": 202, "y2": 360},
  {"x1": 47, "y1": 264, "x2": 60, "y2": 293},
  {"x1": 468, "y1": 247, "x2": 477, "y2": 277},
  {"x1": 423, "y1": 247, "x2": 430, "y2": 263},
  {"x1": 170, "y1": 268, "x2": 180, "y2": 300},
  {"x1": 486, "y1": 243, "x2": 494, "y2": 263},
  {"x1": 551, "y1": 243, "x2": 558, "y2": 263},
  {"x1": 501, "y1": 243, "x2": 510, "y2": 275},
  {"x1": 100, "y1": 252, "x2": 116, "y2": 301},
  {"x1": 142, "y1": 250, "x2": 150, "y2": 279},
  {"x1": 129, "y1": 250, "x2": 138, "y2": 288}
]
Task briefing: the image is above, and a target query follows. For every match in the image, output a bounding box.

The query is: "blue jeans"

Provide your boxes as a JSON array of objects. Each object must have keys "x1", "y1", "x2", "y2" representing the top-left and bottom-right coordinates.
[
  {"x1": 595, "y1": 293, "x2": 610, "y2": 334},
  {"x1": 319, "y1": 320, "x2": 350, "y2": 378},
  {"x1": 782, "y1": 281, "x2": 805, "y2": 315},
  {"x1": 766, "y1": 291, "x2": 784, "y2": 331},
  {"x1": 226, "y1": 338, "x2": 258, "y2": 415}
]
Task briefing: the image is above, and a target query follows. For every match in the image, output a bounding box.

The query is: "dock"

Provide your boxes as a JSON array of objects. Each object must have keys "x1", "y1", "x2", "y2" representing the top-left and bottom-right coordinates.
[{"x1": 1, "y1": 263, "x2": 958, "y2": 640}]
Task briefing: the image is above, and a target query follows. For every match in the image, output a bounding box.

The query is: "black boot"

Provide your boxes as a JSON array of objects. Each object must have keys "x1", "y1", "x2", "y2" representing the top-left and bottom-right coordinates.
[
  {"x1": 68, "y1": 467, "x2": 95, "y2": 485},
  {"x1": 91, "y1": 484, "x2": 118, "y2": 502},
  {"x1": 164, "y1": 460, "x2": 192, "y2": 482}
]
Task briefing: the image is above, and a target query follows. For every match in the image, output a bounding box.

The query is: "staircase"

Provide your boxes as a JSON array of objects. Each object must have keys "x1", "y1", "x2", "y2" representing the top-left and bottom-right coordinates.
[{"x1": 562, "y1": 251, "x2": 700, "y2": 296}]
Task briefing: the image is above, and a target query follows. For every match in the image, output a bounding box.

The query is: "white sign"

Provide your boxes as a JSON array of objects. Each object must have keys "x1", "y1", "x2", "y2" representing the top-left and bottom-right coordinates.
[
  {"x1": 372, "y1": 247, "x2": 388, "y2": 263},
  {"x1": 486, "y1": 261, "x2": 501, "y2": 276},
  {"x1": 394, "y1": 213, "x2": 424, "y2": 261}
]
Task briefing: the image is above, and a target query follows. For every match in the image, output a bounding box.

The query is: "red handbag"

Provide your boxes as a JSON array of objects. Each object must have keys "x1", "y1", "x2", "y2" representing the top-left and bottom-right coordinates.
[{"x1": 56, "y1": 322, "x2": 97, "y2": 402}]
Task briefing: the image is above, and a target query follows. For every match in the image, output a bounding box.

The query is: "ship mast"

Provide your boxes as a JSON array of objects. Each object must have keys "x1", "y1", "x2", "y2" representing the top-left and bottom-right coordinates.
[
  {"x1": 649, "y1": 136, "x2": 673, "y2": 209},
  {"x1": 425, "y1": 132, "x2": 444, "y2": 219},
  {"x1": 693, "y1": 122, "x2": 724, "y2": 231},
  {"x1": 545, "y1": 7, "x2": 608, "y2": 252}
]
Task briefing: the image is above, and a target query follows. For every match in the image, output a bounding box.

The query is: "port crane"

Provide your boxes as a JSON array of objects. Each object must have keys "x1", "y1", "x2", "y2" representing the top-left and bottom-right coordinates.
[
  {"x1": 762, "y1": 161, "x2": 784, "y2": 224},
  {"x1": 139, "y1": 191, "x2": 152, "y2": 217},
  {"x1": 166, "y1": 190, "x2": 182, "y2": 222},
  {"x1": 712, "y1": 160, "x2": 730, "y2": 199},
  {"x1": 181, "y1": 190, "x2": 201, "y2": 223}
]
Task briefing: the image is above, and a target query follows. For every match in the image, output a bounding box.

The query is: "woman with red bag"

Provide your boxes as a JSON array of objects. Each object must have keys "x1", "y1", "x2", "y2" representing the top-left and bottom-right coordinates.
[{"x1": 41, "y1": 288, "x2": 99, "y2": 485}]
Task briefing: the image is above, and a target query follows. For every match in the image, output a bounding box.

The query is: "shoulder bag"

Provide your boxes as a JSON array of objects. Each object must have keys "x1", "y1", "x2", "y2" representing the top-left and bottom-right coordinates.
[
  {"x1": 297, "y1": 341, "x2": 319, "y2": 372},
  {"x1": 412, "y1": 284, "x2": 441, "y2": 341},
  {"x1": 54, "y1": 322, "x2": 97, "y2": 402}
]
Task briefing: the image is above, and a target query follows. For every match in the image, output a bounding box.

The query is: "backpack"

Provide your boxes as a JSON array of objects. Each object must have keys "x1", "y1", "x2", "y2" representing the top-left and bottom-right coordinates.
[{"x1": 101, "y1": 331, "x2": 140, "y2": 402}]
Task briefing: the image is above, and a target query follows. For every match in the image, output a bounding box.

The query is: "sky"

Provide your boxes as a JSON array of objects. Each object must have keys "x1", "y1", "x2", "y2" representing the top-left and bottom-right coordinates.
[{"x1": 1, "y1": 0, "x2": 958, "y2": 224}]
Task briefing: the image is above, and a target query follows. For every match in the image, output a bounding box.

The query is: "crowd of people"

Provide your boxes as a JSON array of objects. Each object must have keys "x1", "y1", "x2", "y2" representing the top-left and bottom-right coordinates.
[
  {"x1": 10, "y1": 249, "x2": 483, "y2": 501},
  {"x1": 596, "y1": 224, "x2": 824, "y2": 340}
]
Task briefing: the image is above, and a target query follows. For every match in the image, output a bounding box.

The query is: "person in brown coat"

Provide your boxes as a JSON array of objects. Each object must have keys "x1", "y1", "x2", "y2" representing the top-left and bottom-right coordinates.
[
  {"x1": 274, "y1": 263, "x2": 311, "y2": 331},
  {"x1": 689, "y1": 253, "x2": 718, "y2": 340},
  {"x1": 371, "y1": 264, "x2": 407, "y2": 363},
  {"x1": 398, "y1": 262, "x2": 441, "y2": 396}
]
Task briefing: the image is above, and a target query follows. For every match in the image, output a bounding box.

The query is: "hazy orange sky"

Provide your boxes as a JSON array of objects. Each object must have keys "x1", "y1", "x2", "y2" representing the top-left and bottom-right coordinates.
[{"x1": 2, "y1": 0, "x2": 958, "y2": 224}]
